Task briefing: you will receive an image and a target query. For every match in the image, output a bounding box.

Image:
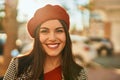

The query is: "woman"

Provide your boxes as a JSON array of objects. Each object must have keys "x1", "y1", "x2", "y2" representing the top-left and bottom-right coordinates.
[{"x1": 3, "y1": 4, "x2": 87, "y2": 80}]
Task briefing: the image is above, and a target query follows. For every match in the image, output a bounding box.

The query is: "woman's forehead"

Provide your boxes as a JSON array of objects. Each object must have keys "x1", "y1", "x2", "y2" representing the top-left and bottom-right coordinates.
[{"x1": 40, "y1": 20, "x2": 63, "y2": 27}]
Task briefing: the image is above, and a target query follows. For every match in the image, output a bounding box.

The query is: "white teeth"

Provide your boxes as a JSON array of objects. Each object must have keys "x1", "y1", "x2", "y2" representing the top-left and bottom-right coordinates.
[{"x1": 47, "y1": 44, "x2": 58, "y2": 48}]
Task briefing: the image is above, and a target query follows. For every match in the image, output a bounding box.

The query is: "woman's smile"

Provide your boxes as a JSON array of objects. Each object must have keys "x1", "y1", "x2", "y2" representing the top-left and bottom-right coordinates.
[{"x1": 46, "y1": 43, "x2": 60, "y2": 49}]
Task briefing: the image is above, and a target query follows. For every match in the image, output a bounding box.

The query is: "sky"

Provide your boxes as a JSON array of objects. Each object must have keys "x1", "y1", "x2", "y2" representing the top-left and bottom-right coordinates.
[
  {"x1": 17, "y1": 0, "x2": 90, "y2": 31},
  {"x1": 17, "y1": 0, "x2": 61, "y2": 21}
]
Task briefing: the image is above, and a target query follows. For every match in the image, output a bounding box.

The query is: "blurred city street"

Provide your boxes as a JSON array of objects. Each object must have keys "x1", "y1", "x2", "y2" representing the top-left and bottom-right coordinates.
[
  {"x1": 87, "y1": 54, "x2": 120, "y2": 80},
  {"x1": 0, "y1": 0, "x2": 120, "y2": 80},
  {"x1": 88, "y1": 67, "x2": 120, "y2": 80}
]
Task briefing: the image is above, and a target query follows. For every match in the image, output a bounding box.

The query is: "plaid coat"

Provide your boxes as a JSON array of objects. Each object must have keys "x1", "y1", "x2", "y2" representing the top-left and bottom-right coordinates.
[{"x1": 3, "y1": 58, "x2": 88, "y2": 80}]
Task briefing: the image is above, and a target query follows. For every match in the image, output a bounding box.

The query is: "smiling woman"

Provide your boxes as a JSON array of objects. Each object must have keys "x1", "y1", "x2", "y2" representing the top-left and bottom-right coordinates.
[{"x1": 3, "y1": 4, "x2": 87, "y2": 80}]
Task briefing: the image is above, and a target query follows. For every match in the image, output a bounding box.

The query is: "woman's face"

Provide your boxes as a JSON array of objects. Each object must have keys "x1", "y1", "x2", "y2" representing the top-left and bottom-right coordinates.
[{"x1": 39, "y1": 20, "x2": 66, "y2": 57}]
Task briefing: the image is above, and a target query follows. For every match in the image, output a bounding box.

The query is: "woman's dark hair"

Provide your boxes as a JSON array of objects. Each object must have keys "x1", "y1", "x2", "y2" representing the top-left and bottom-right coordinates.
[{"x1": 17, "y1": 20, "x2": 83, "y2": 80}]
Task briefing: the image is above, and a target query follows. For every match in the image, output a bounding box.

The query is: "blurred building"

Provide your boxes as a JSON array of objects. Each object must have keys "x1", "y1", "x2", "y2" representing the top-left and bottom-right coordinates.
[{"x1": 89, "y1": 0, "x2": 120, "y2": 54}]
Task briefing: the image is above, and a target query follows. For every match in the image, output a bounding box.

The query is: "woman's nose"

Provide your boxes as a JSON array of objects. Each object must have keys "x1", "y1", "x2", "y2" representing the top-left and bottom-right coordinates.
[{"x1": 48, "y1": 32, "x2": 56, "y2": 41}]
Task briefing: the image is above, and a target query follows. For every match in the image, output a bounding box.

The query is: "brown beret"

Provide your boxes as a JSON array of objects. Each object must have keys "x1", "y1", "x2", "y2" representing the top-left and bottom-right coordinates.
[{"x1": 27, "y1": 4, "x2": 70, "y2": 38}]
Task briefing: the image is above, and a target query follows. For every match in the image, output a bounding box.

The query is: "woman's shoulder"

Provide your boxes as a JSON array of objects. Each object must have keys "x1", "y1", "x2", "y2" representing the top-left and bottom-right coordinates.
[
  {"x1": 71, "y1": 63, "x2": 88, "y2": 80},
  {"x1": 73, "y1": 61, "x2": 88, "y2": 79},
  {"x1": 3, "y1": 57, "x2": 19, "y2": 79},
  {"x1": 10, "y1": 57, "x2": 19, "y2": 65},
  {"x1": 9, "y1": 53, "x2": 31, "y2": 67},
  {"x1": 78, "y1": 68, "x2": 88, "y2": 80},
  {"x1": 8, "y1": 57, "x2": 20, "y2": 68},
  {"x1": 16, "y1": 53, "x2": 33, "y2": 67}
]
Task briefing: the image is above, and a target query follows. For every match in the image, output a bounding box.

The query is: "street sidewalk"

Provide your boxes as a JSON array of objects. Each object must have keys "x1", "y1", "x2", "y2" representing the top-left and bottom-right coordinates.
[{"x1": 87, "y1": 62, "x2": 120, "y2": 80}]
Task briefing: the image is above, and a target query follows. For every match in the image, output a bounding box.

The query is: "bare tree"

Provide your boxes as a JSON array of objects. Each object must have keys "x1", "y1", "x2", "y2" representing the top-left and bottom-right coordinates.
[{"x1": 0, "y1": 0, "x2": 18, "y2": 76}]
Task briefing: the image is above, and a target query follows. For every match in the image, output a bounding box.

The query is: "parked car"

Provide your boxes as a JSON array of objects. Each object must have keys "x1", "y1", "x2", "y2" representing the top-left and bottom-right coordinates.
[
  {"x1": 70, "y1": 34, "x2": 98, "y2": 65},
  {"x1": 87, "y1": 37, "x2": 114, "y2": 56}
]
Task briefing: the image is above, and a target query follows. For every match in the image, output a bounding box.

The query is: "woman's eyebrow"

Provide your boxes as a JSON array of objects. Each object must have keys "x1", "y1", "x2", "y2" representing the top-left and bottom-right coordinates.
[
  {"x1": 56, "y1": 27, "x2": 64, "y2": 30},
  {"x1": 40, "y1": 27, "x2": 48, "y2": 29},
  {"x1": 40, "y1": 27, "x2": 63, "y2": 29}
]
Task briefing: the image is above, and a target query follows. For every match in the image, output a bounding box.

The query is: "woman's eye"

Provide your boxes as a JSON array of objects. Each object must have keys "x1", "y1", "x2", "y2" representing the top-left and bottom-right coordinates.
[
  {"x1": 56, "y1": 29, "x2": 64, "y2": 33},
  {"x1": 40, "y1": 29, "x2": 48, "y2": 34}
]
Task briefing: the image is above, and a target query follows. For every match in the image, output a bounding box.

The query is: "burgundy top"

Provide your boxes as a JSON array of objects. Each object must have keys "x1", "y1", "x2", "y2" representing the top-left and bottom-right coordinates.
[{"x1": 44, "y1": 66, "x2": 62, "y2": 80}]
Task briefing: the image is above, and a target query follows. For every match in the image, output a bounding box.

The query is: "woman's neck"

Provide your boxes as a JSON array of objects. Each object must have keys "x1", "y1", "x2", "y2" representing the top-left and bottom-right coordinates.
[{"x1": 44, "y1": 56, "x2": 61, "y2": 73}]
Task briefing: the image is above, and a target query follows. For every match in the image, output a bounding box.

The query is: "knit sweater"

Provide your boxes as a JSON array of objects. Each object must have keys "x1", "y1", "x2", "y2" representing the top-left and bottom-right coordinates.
[{"x1": 3, "y1": 58, "x2": 88, "y2": 80}]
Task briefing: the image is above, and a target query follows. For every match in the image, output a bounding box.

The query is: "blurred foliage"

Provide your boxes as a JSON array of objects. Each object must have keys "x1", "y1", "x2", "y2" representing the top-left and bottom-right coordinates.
[
  {"x1": 84, "y1": 2, "x2": 95, "y2": 10},
  {"x1": 0, "y1": 0, "x2": 5, "y2": 32}
]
